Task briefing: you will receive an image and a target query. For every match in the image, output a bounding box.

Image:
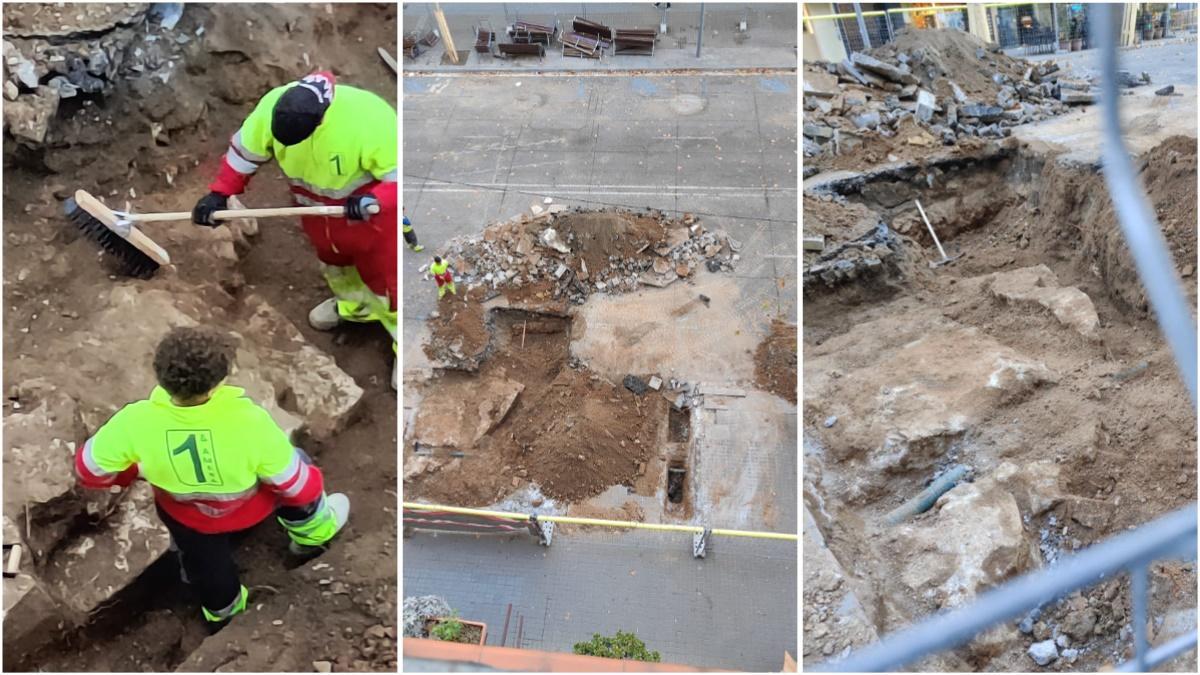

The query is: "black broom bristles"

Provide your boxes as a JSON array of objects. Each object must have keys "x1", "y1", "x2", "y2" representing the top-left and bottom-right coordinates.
[{"x1": 64, "y1": 198, "x2": 161, "y2": 278}]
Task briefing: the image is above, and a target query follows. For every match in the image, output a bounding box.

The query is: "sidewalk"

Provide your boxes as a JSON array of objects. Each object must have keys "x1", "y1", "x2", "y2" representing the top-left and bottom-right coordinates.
[
  {"x1": 402, "y1": 2, "x2": 796, "y2": 73},
  {"x1": 403, "y1": 529, "x2": 797, "y2": 671}
]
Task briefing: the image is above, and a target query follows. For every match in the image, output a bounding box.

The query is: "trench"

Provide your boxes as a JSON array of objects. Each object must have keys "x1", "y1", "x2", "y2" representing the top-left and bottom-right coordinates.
[{"x1": 803, "y1": 137, "x2": 1197, "y2": 670}]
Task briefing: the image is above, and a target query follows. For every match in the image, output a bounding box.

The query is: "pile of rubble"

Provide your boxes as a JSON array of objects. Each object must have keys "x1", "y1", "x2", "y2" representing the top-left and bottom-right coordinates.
[
  {"x1": 430, "y1": 206, "x2": 738, "y2": 305},
  {"x1": 2, "y1": 3, "x2": 193, "y2": 145},
  {"x1": 802, "y1": 194, "x2": 905, "y2": 290},
  {"x1": 802, "y1": 29, "x2": 1152, "y2": 160}
]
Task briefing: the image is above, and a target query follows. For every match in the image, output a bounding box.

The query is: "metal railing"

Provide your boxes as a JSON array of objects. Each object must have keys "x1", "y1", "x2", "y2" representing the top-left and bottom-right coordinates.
[
  {"x1": 812, "y1": 4, "x2": 1199, "y2": 671},
  {"x1": 403, "y1": 501, "x2": 797, "y2": 557},
  {"x1": 811, "y1": 505, "x2": 1197, "y2": 671}
]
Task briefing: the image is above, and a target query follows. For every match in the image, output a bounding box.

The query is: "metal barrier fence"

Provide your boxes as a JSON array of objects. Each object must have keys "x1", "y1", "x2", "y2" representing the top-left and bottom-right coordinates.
[
  {"x1": 811, "y1": 505, "x2": 1198, "y2": 671},
  {"x1": 403, "y1": 502, "x2": 798, "y2": 557},
  {"x1": 811, "y1": 5, "x2": 1199, "y2": 670},
  {"x1": 1170, "y1": 8, "x2": 1198, "y2": 34}
]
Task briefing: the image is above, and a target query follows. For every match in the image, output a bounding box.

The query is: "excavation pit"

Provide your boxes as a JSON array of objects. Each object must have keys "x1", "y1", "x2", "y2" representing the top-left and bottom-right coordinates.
[
  {"x1": 666, "y1": 464, "x2": 687, "y2": 505},
  {"x1": 803, "y1": 137, "x2": 1197, "y2": 671},
  {"x1": 406, "y1": 207, "x2": 796, "y2": 535},
  {"x1": 668, "y1": 406, "x2": 691, "y2": 443}
]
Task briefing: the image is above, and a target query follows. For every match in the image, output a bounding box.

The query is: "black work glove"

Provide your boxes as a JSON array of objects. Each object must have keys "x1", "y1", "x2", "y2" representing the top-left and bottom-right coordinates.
[
  {"x1": 192, "y1": 192, "x2": 228, "y2": 226},
  {"x1": 345, "y1": 194, "x2": 378, "y2": 221}
]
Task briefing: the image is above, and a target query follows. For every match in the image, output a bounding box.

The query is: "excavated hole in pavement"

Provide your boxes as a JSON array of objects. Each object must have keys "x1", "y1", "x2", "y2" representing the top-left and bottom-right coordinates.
[
  {"x1": 804, "y1": 139, "x2": 1197, "y2": 670},
  {"x1": 668, "y1": 406, "x2": 691, "y2": 443},
  {"x1": 666, "y1": 464, "x2": 687, "y2": 505}
]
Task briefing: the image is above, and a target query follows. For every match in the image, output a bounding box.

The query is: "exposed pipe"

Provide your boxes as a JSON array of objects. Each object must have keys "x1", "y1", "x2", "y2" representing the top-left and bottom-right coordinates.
[
  {"x1": 884, "y1": 465, "x2": 969, "y2": 525},
  {"x1": 696, "y1": 2, "x2": 705, "y2": 58}
]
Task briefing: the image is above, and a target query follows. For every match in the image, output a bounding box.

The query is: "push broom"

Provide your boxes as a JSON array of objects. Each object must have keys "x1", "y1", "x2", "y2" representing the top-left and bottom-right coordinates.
[{"x1": 65, "y1": 189, "x2": 379, "y2": 278}]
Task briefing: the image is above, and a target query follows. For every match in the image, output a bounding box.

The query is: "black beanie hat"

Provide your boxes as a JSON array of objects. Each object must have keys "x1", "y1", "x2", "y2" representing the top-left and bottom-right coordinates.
[{"x1": 272, "y1": 84, "x2": 329, "y2": 146}]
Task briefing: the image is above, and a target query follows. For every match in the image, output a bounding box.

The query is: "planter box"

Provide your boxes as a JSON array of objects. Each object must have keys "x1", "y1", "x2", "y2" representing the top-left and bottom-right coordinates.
[
  {"x1": 426, "y1": 617, "x2": 488, "y2": 646},
  {"x1": 1071, "y1": 38, "x2": 1082, "y2": 51}
]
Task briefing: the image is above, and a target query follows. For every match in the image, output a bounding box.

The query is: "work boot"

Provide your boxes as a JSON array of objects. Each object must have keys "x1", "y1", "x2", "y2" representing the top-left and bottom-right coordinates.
[
  {"x1": 287, "y1": 492, "x2": 351, "y2": 557},
  {"x1": 308, "y1": 298, "x2": 341, "y2": 331},
  {"x1": 409, "y1": 243, "x2": 424, "y2": 252}
]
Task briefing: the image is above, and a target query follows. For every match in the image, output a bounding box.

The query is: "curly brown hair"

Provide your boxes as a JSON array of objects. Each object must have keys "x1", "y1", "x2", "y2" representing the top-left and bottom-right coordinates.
[{"x1": 153, "y1": 327, "x2": 236, "y2": 399}]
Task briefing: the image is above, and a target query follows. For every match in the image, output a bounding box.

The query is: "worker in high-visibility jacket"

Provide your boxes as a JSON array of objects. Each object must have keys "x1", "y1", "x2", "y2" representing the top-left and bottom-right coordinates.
[
  {"x1": 403, "y1": 207, "x2": 423, "y2": 252},
  {"x1": 74, "y1": 327, "x2": 350, "y2": 630},
  {"x1": 190, "y1": 71, "x2": 398, "y2": 388},
  {"x1": 431, "y1": 255, "x2": 456, "y2": 299}
]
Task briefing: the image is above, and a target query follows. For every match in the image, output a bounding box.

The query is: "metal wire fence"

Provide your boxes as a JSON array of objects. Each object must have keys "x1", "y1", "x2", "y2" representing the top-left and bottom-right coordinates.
[{"x1": 809, "y1": 4, "x2": 1199, "y2": 670}]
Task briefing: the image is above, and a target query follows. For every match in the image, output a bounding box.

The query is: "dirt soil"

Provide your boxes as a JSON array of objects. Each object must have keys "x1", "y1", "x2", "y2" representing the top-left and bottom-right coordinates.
[
  {"x1": 755, "y1": 319, "x2": 798, "y2": 404},
  {"x1": 802, "y1": 136, "x2": 1197, "y2": 671},
  {"x1": 552, "y1": 209, "x2": 671, "y2": 275},
  {"x1": 3, "y1": 3, "x2": 398, "y2": 672},
  {"x1": 407, "y1": 301, "x2": 669, "y2": 506}
]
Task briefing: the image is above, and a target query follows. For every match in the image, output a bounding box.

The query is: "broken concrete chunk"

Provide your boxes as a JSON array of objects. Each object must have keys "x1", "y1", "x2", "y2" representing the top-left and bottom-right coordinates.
[
  {"x1": 803, "y1": 70, "x2": 840, "y2": 97},
  {"x1": 837, "y1": 59, "x2": 870, "y2": 86},
  {"x1": 948, "y1": 80, "x2": 968, "y2": 104},
  {"x1": 647, "y1": 376, "x2": 662, "y2": 391},
  {"x1": 850, "y1": 52, "x2": 918, "y2": 85},
  {"x1": 803, "y1": 123, "x2": 834, "y2": 140},
  {"x1": 1028, "y1": 639, "x2": 1058, "y2": 666},
  {"x1": 960, "y1": 104, "x2": 1003, "y2": 122},
  {"x1": 413, "y1": 377, "x2": 524, "y2": 448},
  {"x1": 1058, "y1": 89, "x2": 1095, "y2": 105},
  {"x1": 1155, "y1": 85, "x2": 1175, "y2": 96},
  {"x1": 851, "y1": 110, "x2": 881, "y2": 129},
  {"x1": 623, "y1": 375, "x2": 648, "y2": 395},
  {"x1": 538, "y1": 227, "x2": 570, "y2": 254},
  {"x1": 915, "y1": 89, "x2": 936, "y2": 122}
]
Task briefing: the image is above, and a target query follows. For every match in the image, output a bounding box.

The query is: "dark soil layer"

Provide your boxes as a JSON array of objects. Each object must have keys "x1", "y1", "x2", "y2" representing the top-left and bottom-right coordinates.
[{"x1": 755, "y1": 319, "x2": 798, "y2": 404}]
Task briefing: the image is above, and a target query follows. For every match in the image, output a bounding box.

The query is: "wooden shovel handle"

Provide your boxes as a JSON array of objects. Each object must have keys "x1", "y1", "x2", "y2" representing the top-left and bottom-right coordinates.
[{"x1": 126, "y1": 204, "x2": 381, "y2": 223}]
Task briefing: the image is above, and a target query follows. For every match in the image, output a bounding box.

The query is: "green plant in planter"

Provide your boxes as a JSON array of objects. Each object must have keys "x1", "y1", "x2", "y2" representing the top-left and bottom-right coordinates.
[
  {"x1": 431, "y1": 614, "x2": 465, "y2": 642},
  {"x1": 573, "y1": 630, "x2": 661, "y2": 662}
]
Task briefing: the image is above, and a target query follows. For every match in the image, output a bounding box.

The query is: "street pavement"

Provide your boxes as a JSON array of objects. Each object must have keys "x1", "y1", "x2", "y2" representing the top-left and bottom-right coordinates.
[
  {"x1": 401, "y1": 71, "x2": 798, "y2": 369},
  {"x1": 402, "y1": 2, "x2": 797, "y2": 71},
  {"x1": 403, "y1": 528, "x2": 798, "y2": 671}
]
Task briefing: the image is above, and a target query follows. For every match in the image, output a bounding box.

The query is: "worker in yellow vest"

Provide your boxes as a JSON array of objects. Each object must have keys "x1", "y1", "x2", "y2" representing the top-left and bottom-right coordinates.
[
  {"x1": 191, "y1": 71, "x2": 397, "y2": 388},
  {"x1": 74, "y1": 327, "x2": 350, "y2": 630},
  {"x1": 403, "y1": 207, "x2": 423, "y2": 252},
  {"x1": 431, "y1": 255, "x2": 456, "y2": 299}
]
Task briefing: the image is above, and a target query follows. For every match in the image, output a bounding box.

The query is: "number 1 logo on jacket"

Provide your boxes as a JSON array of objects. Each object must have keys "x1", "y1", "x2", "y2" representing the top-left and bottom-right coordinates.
[{"x1": 166, "y1": 430, "x2": 224, "y2": 487}]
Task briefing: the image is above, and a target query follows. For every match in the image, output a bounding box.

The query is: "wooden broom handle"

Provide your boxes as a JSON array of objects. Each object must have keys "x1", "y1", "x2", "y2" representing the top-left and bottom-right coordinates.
[{"x1": 125, "y1": 204, "x2": 381, "y2": 223}]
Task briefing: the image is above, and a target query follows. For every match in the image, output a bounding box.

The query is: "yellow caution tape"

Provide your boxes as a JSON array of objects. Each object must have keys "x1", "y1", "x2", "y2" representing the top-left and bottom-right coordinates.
[{"x1": 402, "y1": 502, "x2": 798, "y2": 541}]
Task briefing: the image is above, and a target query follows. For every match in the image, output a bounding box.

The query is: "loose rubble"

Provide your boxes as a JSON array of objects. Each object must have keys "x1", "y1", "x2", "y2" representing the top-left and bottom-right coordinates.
[
  {"x1": 433, "y1": 207, "x2": 736, "y2": 305},
  {"x1": 2, "y1": 3, "x2": 196, "y2": 149},
  {"x1": 803, "y1": 29, "x2": 1154, "y2": 170}
]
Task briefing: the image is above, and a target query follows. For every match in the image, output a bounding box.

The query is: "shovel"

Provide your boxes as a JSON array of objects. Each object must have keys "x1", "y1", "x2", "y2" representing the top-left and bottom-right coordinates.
[{"x1": 915, "y1": 199, "x2": 963, "y2": 268}]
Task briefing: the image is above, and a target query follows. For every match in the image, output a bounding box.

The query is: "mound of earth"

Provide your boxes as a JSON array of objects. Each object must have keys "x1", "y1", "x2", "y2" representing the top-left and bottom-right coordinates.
[{"x1": 755, "y1": 319, "x2": 798, "y2": 403}]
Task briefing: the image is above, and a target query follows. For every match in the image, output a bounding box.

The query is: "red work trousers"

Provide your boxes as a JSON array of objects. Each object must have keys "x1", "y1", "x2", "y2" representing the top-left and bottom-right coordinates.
[{"x1": 300, "y1": 205, "x2": 397, "y2": 311}]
